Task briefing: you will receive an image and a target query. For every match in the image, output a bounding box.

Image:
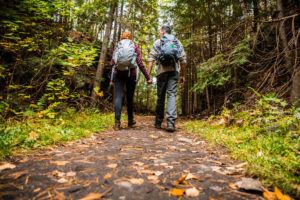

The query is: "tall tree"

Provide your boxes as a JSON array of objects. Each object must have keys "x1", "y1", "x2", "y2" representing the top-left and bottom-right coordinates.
[{"x1": 91, "y1": 1, "x2": 117, "y2": 104}]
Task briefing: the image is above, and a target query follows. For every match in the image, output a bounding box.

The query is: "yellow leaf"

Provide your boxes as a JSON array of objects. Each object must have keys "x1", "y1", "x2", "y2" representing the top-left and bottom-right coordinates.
[
  {"x1": 171, "y1": 188, "x2": 186, "y2": 196},
  {"x1": 263, "y1": 191, "x2": 277, "y2": 200},
  {"x1": 275, "y1": 187, "x2": 284, "y2": 199}
]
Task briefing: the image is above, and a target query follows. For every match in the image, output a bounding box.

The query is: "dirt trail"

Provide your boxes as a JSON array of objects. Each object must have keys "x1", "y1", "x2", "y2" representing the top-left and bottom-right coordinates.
[{"x1": 0, "y1": 116, "x2": 264, "y2": 200}]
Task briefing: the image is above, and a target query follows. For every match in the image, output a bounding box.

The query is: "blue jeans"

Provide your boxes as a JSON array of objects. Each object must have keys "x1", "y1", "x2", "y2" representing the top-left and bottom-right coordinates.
[
  {"x1": 114, "y1": 74, "x2": 136, "y2": 121},
  {"x1": 156, "y1": 71, "x2": 179, "y2": 125}
]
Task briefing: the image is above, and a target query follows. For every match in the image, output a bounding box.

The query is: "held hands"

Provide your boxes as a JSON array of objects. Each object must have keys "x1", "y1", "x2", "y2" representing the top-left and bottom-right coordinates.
[
  {"x1": 147, "y1": 78, "x2": 153, "y2": 84},
  {"x1": 180, "y1": 76, "x2": 185, "y2": 84}
]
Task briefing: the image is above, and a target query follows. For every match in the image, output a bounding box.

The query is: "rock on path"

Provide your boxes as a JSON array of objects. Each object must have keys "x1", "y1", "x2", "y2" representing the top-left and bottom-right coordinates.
[{"x1": 0, "y1": 116, "x2": 264, "y2": 200}]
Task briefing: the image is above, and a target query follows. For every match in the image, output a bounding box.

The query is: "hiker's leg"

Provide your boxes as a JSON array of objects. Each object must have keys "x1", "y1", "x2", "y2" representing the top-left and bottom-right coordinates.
[
  {"x1": 126, "y1": 76, "x2": 136, "y2": 121},
  {"x1": 166, "y1": 71, "x2": 179, "y2": 125},
  {"x1": 114, "y1": 75, "x2": 125, "y2": 122},
  {"x1": 155, "y1": 73, "x2": 168, "y2": 125}
]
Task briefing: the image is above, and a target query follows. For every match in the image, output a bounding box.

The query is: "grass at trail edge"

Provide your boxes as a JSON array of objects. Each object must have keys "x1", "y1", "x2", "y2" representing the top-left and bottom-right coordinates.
[
  {"x1": 0, "y1": 109, "x2": 114, "y2": 159},
  {"x1": 183, "y1": 110, "x2": 299, "y2": 197}
]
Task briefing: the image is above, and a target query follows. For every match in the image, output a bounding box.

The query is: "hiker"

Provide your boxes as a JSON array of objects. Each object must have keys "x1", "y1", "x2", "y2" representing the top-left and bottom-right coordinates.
[
  {"x1": 111, "y1": 32, "x2": 153, "y2": 130},
  {"x1": 147, "y1": 26, "x2": 187, "y2": 132}
]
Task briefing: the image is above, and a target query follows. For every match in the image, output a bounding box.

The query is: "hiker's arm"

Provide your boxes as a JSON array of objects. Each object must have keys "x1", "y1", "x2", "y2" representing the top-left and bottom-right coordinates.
[
  {"x1": 147, "y1": 61, "x2": 153, "y2": 76},
  {"x1": 135, "y1": 44, "x2": 151, "y2": 81},
  {"x1": 178, "y1": 40, "x2": 187, "y2": 84},
  {"x1": 148, "y1": 41, "x2": 159, "y2": 76}
]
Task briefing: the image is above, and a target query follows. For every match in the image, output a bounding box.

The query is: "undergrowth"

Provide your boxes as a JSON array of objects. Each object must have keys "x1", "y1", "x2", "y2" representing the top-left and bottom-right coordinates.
[
  {"x1": 184, "y1": 93, "x2": 300, "y2": 196},
  {"x1": 0, "y1": 108, "x2": 114, "y2": 159}
]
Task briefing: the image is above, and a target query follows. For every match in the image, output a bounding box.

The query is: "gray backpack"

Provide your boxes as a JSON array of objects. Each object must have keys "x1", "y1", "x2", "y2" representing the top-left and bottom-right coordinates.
[{"x1": 113, "y1": 39, "x2": 136, "y2": 71}]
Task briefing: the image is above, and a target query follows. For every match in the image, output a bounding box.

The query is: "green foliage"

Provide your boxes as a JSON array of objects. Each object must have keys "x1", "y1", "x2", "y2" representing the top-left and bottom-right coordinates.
[
  {"x1": 184, "y1": 92, "x2": 300, "y2": 196},
  {"x1": 192, "y1": 38, "x2": 252, "y2": 93},
  {"x1": 192, "y1": 53, "x2": 231, "y2": 93},
  {"x1": 0, "y1": 109, "x2": 114, "y2": 159}
]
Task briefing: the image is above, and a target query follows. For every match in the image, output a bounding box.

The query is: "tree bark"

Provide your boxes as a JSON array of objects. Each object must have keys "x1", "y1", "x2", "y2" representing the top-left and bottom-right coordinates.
[
  {"x1": 112, "y1": 4, "x2": 119, "y2": 48},
  {"x1": 91, "y1": 2, "x2": 116, "y2": 105},
  {"x1": 276, "y1": 0, "x2": 292, "y2": 69},
  {"x1": 117, "y1": 0, "x2": 124, "y2": 41},
  {"x1": 291, "y1": 68, "x2": 300, "y2": 107}
]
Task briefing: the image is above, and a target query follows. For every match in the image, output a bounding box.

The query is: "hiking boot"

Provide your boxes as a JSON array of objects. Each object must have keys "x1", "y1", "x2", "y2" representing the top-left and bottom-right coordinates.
[
  {"x1": 128, "y1": 119, "x2": 136, "y2": 127},
  {"x1": 166, "y1": 123, "x2": 175, "y2": 132},
  {"x1": 114, "y1": 120, "x2": 121, "y2": 131},
  {"x1": 154, "y1": 123, "x2": 162, "y2": 129}
]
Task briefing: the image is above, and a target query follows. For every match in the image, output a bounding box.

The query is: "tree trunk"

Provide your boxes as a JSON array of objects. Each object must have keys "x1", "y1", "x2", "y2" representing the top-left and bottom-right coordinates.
[
  {"x1": 112, "y1": 4, "x2": 119, "y2": 48},
  {"x1": 276, "y1": 0, "x2": 292, "y2": 69},
  {"x1": 239, "y1": 0, "x2": 248, "y2": 20},
  {"x1": 253, "y1": 0, "x2": 259, "y2": 31},
  {"x1": 291, "y1": 68, "x2": 300, "y2": 107},
  {"x1": 91, "y1": 2, "x2": 116, "y2": 105},
  {"x1": 117, "y1": 0, "x2": 124, "y2": 41}
]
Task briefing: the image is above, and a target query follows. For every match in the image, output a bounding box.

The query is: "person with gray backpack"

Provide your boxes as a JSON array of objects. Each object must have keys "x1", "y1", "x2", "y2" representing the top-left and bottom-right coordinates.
[
  {"x1": 111, "y1": 32, "x2": 152, "y2": 130},
  {"x1": 147, "y1": 26, "x2": 187, "y2": 132}
]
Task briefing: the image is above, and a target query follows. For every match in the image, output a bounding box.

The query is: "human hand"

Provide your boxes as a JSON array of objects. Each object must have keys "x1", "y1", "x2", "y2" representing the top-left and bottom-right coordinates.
[{"x1": 147, "y1": 79, "x2": 153, "y2": 84}]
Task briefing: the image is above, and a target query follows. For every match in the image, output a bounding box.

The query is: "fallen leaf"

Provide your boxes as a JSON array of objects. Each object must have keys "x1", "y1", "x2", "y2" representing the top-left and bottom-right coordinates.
[
  {"x1": 149, "y1": 135, "x2": 159, "y2": 139},
  {"x1": 171, "y1": 188, "x2": 186, "y2": 196},
  {"x1": 29, "y1": 132, "x2": 38, "y2": 139},
  {"x1": 235, "y1": 177, "x2": 263, "y2": 192},
  {"x1": 57, "y1": 178, "x2": 68, "y2": 184},
  {"x1": 0, "y1": 163, "x2": 16, "y2": 172},
  {"x1": 51, "y1": 161, "x2": 70, "y2": 166},
  {"x1": 53, "y1": 170, "x2": 65, "y2": 177},
  {"x1": 79, "y1": 193, "x2": 103, "y2": 200},
  {"x1": 229, "y1": 183, "x2": 238, "y2": 189},
  {"x1": 235, "y1": 162, "x2": 247, "y2": 168},
  {"x1": 185, "y1": 187, "x2": 200, "y2": 197},
  {"x1": 263, "y1": 191, "x2": 277, "y2": 200},
  {"x1": 104, "y1": 173, "x2": 112, "y2": 179},
  {"x1": 25, "y1": 176, "x2": 29, "y2": 184},
  {"x1": 186, "y1": 173, "x2": 200, "y2": 181},
  {"x1": 176, "y1": 174, "x2": 188, "y2": 185},
  {"x1": 275, "y1": 187, "x2": 284, "y2": 199},
  {"x1": 66, "y1": 171, "x2": 76, "y2": 177},
  {"x1": 129, "y1": 178, "x2": 144, "y2": 185},
  {"x1": 154, "y1": 171, "x2": 163, "y2": 176},
  {"x1": 274, "y1": 187, "x2": 292, "y2": 200},
  {"x1": 107, "y1": 163, "x2": 117, "y2": 168}
]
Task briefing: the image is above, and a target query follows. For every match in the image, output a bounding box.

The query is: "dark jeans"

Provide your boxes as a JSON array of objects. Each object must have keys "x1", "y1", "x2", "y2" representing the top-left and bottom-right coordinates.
[
  {"x1": 114, "y1": 74, "x2": 136, "y2": 121},
  {"x1": 156, "y1": 71, "x2": 179, "y2": 125}
]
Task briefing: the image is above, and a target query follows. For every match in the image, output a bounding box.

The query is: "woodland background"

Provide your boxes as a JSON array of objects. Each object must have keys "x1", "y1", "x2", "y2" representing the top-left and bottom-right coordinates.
[
  {"x1": 0, "y1": 0, "x2": 299, "y2": 196},
  {"x1": 0, "y1": 0, "x2": 299, "y2": 118}
]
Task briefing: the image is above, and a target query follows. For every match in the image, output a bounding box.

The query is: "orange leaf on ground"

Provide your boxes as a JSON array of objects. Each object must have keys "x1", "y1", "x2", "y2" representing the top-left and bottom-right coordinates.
[
  {"x1": 263, "y1": 191, "x2": 277, "y2": 200},
  {"x1": 79, "y1": 193, "x2": 103, "y2": 200},
  {"x1": 171, "y1": 188, "x2": 186, "y2": 196},
  {"x1": 229, "y1": 183, "x2": 238, "y2": 189},
  {"x1": 104, "y1": 173, "x2": 112, "y2": 179}
]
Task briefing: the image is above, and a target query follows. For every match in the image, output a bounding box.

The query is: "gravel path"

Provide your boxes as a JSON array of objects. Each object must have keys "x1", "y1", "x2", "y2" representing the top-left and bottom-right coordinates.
[{"x1": 0, "y1": 116, "x2": 264, "y2": 200}]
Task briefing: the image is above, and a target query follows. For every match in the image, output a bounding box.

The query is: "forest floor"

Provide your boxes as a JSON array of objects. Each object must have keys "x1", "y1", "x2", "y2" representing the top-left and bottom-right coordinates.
[{"x1": 0, "y1": 116, "x2": 267, "y2": 200}]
